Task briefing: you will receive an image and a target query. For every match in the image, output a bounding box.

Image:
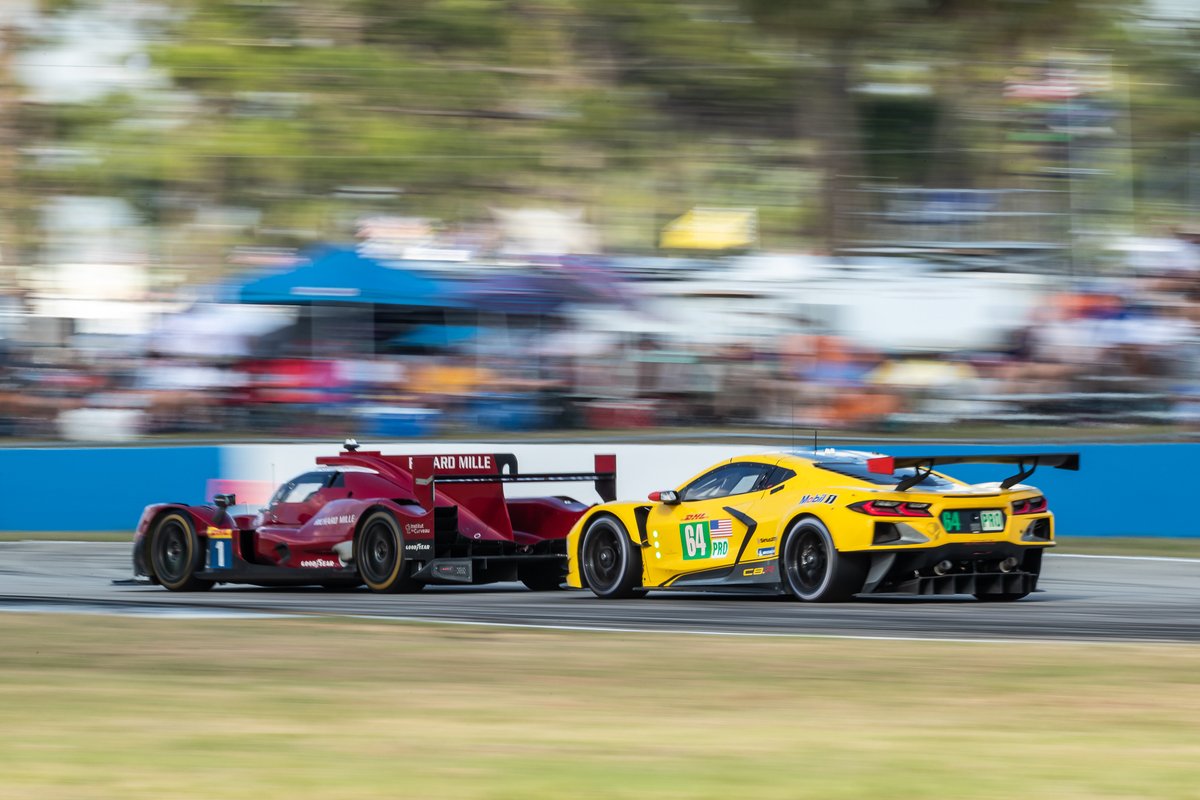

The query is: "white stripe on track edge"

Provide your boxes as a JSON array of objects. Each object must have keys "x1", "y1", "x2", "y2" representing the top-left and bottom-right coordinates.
[
  {"x1": 1048, "y1": 553, "x2": 1200, "y2": 563},
  {"x1": 345, "y1": 614, "x2": 1185, "y2": 646}
]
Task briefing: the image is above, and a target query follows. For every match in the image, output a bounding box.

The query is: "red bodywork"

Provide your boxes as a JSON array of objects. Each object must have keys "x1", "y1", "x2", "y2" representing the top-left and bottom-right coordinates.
[{"x1": 133, "y1": 447, "x2": 615, "y2": 588}]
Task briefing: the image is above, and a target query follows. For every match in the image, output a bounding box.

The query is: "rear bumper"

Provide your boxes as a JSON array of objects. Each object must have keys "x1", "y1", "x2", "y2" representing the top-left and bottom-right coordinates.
[
  {"x1": 861, "y1": 541, "x2": 1046, "y2": 595},
  {"x1": 849, "y1": 514, "x2": 1054, "y2": 551}
]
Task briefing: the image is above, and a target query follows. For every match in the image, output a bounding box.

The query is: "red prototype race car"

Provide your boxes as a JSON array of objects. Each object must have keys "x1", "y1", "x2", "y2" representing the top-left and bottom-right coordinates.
[{"x1": 133, "y1": 441, "x2": 616, "y2": 592}]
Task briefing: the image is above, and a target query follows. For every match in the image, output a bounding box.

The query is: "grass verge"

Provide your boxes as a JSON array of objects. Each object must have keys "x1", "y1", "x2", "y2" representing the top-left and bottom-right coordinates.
[
  {"x1": 0, "y1": 614, "x2": 1197, "y2": 799},
  {"x1": 1054, "y1": 537, "x2": 1200, "y2": 558},
  {"x1": 0, "y1": 531, "x2": 132, "y2": 542}
]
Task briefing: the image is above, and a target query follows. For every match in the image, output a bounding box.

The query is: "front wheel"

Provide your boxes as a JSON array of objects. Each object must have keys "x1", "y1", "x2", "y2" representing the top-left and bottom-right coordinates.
[
  {"x1": 355, "y1": 511, "x2": 424, "y2": 593},
  {"x1": 149, "y1": 512, "x2": 213, "y2": 592},
  {"x1": 780, "y1": 518, "x2": 864, "y2": 602},
  {"x1": 580, "y1": 516, "x2": 646, "y2": 599}
]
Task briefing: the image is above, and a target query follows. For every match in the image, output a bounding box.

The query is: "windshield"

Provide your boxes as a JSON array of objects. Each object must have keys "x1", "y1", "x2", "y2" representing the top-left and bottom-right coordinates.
[
  {"x1": 268, "y1": 470, "x2": 338, "y2": 506},
  {"x1": 814, "y1": 461, "x2": 960, "y2": 490}
]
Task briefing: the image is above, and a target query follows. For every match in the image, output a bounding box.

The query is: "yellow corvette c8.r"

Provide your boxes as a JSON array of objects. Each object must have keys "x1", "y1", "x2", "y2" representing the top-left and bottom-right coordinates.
[{"x1": 566, "y1": 449, "x2": 1079, "y2": 602}]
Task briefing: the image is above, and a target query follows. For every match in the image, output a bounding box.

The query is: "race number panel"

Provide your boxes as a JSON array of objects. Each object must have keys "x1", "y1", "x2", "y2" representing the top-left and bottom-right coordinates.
[{"x1": 206, "y1": 527, "x2": 234, "y2": 570}]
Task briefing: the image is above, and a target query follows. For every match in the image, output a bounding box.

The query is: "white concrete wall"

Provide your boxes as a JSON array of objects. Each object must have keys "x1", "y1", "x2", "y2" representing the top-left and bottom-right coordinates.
[{"x1": 221, "y1": 442, "x2": 786, "y2": 505}]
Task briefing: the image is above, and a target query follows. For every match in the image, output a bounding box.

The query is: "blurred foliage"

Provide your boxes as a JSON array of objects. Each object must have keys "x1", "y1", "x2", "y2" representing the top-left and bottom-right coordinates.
[{"x1": 10, "y1": 0, "x2": 1200, "y2": 264}]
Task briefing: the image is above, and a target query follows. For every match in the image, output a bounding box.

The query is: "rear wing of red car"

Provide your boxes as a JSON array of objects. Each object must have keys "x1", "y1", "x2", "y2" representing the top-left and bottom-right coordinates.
[
  {"x1": 867, "y1": 452, "x2": 1080, "y2": 491},
  {"x1": 318, "y1": 447, "x2": 617, "y2": 506},
  {"x1": 408, "y1": 453, "x2": 618, "y2": 507}
]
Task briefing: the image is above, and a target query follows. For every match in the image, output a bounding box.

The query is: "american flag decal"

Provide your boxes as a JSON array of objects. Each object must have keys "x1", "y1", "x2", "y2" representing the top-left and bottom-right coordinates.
[{"x1": 710, "y1": 518, "x2": 733, "y2": 538}]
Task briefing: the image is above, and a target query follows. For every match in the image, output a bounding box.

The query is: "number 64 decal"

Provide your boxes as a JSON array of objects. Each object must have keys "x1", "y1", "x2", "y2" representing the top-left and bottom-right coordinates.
[{"x1": 678, "y1": 522, "x2": 730, "y2": 560}]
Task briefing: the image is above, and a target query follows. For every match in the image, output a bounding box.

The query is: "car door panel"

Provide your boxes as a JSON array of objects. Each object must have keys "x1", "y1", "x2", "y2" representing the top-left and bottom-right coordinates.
[{"x1": 643, "y1": 460, "x2": 779, "y2": 584}]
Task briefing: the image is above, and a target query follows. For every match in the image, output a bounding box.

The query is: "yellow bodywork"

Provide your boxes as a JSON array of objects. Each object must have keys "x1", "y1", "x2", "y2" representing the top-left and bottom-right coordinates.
[{"x1": 566, "y1": 451, "x2": 1055, "y2": 591}]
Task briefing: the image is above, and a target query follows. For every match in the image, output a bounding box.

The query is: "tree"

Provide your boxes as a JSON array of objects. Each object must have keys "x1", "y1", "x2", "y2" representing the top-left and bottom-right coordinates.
[
  {"x1": 18, "y1": 0, "x2": 1181, "y2": 267},
  {"x1": 741, "y1": 0, "x2": 1142, "y2": 248}
]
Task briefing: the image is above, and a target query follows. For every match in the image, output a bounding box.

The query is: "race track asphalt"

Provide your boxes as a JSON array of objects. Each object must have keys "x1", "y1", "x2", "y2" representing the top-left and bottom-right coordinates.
[{"x1": 2, "y1": 542, "x2": 1198, "y2": 642}]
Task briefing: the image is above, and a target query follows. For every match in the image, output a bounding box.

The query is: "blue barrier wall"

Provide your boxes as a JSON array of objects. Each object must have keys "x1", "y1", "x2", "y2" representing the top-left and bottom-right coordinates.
[
  {"x1": 883, "y1": 443, "x2": 1193, "y2": 537},
  {"x1": 0, "y1": 442, "x2": 1195, "y2": 536},
  {"x1": 0, "y1": 447, "x2": 222, "y2": 531}
]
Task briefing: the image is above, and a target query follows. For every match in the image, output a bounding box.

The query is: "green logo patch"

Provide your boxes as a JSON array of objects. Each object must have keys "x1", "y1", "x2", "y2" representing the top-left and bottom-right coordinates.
[
  {"x1": 680, "y1": 521, "x2": 711, "y2": 560},
  {"x1": 679, "y1": 522, "x2": 730, "y2": 560}
]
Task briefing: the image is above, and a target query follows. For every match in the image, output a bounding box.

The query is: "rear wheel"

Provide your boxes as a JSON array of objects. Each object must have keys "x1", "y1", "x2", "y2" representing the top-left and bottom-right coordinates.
[
  {"x1": 355, "y1": 511, "x2": 424, "y2": 593},
  {"x1": 149, "y1": 512, "x2": 213, "y2": 592},
  {"x1": 580, "y1": 516, "x2": 646, "y2": 599},
  {"x1": 780, "y1": 518, "x2": 864, "y2": 602}
]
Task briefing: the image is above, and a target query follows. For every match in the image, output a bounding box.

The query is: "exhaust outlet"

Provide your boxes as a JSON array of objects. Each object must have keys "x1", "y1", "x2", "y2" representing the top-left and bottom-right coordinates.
[
  {"x1": 933, "y1": 560, "x2": 954, "y2": 576},
  {"x1": 999, "y1": 556, "x2": 1019, "y2": 573}
]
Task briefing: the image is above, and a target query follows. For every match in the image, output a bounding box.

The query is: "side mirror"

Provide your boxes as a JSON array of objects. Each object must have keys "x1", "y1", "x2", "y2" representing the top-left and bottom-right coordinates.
[
  {"x1": 648, "y1": 490, "x2": 680, "y2": 505},
  {"x1": 213, "y1": 493, "x2": 236, "y2": 509}
]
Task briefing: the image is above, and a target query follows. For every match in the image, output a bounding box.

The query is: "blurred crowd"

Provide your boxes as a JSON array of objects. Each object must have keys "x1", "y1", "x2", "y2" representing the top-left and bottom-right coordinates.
[{"x1": 4, "y1": 244, "x2": 1200, "y2": 441}]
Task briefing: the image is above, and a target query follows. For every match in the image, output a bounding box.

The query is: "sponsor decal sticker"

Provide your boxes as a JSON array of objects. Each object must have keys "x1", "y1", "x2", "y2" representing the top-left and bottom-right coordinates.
[
  {"x1": 404, "y1": 523, "x2": 430, "y2": 536},
  {"x1": 757, "y1": 546, "x2": 776, "y2": 557},
  {"x1": 313, "y1": 514, "x2": 356, "y2": 526},
  {"x1": 709, "y1": 518, "x2": 733, "y2": 538},
  {"x1": 799, "y1": 493, "x2": 838, "y2": 505},
  {"x1": 742, "y1": 564, "x2": 777, "y2": 577},
  {"x1": 682, "y1": 513, "x2": 707, "y2": 522},
  {"x1": 434, "y1": 562, "x2": 472, "y2": 580},
  {"x1": 432, "y1": 455, "x2": 492, "y2": 471},
  {"x1": 205, "y1": 527, "x2": 233, "y2": 539},
  {"x1": 299, "y1": 558, "x2": 339, "y2": 568},
  {"x1": 679, "y1": 521, "x2": 729, "y2": 560}
]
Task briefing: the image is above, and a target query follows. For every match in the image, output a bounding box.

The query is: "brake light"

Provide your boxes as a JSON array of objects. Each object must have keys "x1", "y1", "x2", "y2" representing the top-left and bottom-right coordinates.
[
  {"x1": 1012, "y1": 496, "x2": 1048, "y2": 515},
  {"x1": 849, "y1": 500, "x2": 932, "y2": 517}
]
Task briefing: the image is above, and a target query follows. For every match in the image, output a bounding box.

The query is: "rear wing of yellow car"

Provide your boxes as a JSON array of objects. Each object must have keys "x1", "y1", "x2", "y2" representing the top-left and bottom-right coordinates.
[{"x1": 867, "y1": 453, "x2": 1081, "y2": 491}]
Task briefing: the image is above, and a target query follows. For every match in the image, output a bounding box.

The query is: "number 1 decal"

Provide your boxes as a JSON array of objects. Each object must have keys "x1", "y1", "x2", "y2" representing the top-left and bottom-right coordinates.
[{"x1": 206, "y1": 527, "x2": 233, "y2": 570}]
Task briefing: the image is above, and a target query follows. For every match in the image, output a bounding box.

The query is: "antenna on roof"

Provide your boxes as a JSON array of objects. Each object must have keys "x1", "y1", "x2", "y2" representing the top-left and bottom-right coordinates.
[
  {"x1": 813, "y1": 428, "x2": 818, "y2": 454},
  {"x1": 790, "y1": 403, "x2": 795, "y2": 451}
]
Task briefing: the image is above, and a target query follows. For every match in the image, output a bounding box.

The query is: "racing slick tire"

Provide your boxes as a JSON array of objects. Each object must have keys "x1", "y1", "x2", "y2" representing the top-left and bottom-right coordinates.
[
  {"x1": 780, "y1": 517, "x2": 865, "y2": 602},
  {"x1": 580, "y1": 515, "x2": 646, "y2": 599},
  {"x1": 355, "y1": 511, "x2": 424, "y2": 593},
  {"x1": 149, "y1": 512, "x2": 214, "y2": 592}
]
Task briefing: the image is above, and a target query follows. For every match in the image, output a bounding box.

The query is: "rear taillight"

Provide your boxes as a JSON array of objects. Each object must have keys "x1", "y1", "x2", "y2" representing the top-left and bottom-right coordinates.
[
  {"x1": 1012, "y1": 496, "x2": 1048, "y2": 515},
  {"x1": 849, "y1": 500, "x2": 932, "y2": 517}
]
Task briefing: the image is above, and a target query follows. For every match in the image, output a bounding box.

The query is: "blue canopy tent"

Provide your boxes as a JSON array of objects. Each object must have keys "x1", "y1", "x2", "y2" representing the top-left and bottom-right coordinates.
[
  {"x1": 236, "y1": 246, "x2": 463, "y2": 307},
  {"x1": 230, "y1": 246, "x2": 473, "y2": 359},
  {"x1": 390, "y1": 323, "x2": 480, "y2": 349}
]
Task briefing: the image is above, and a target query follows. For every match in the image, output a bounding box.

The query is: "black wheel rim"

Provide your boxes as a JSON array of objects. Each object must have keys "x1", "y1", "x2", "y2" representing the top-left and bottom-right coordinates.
[
  {"x1": 788, "y1": 527, "x2": 828, "y2": 595},
  {"x1": 155, "y1": 520, "x2": 189, "y2": 582},
  {"x1": 583, "y1": 524, "x2": 622, "y2": 591},
  {"x1": 360, "y1": 520, "x2": 397, "y2": 584}
]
